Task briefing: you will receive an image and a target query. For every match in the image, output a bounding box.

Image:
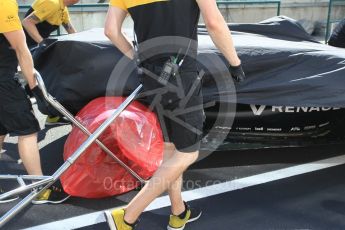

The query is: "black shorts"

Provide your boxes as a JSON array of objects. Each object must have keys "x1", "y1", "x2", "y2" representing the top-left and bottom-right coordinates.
[
  {"x1": 140, "y1": 62, "x2": 204, "y2": 153},
  {"x1": 0, "y1": 79, "x2": 40, "y2": 136}
]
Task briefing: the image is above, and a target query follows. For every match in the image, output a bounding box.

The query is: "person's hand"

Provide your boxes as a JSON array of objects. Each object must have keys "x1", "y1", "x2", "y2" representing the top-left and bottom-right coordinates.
[
  {"x1": 32, "y1": 39, "x2": 49, "y2": 61},
  {"x1": 31, "y1": 86, "x2": 59, "y2": 116},
  {"x1": 229, "y1": 64, "x2": 246, "y2": 83}
]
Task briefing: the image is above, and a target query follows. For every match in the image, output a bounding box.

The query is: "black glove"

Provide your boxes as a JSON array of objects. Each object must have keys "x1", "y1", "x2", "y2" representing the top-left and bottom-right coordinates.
[
  {"x1": 229, "y1": 64, "x2": 246, "y2": 83},
  {"x1": 32, "y1": 40, "x2": 48, "y2": 61},
  {"x1": 31, "y1": 86, "x2": 60, "y2": 117}
]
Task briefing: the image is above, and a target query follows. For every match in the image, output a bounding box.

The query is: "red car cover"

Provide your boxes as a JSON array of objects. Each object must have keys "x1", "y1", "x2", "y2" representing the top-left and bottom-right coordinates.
[{"x1": 61, "y1": 97, "x2": 164, "y2": 198}]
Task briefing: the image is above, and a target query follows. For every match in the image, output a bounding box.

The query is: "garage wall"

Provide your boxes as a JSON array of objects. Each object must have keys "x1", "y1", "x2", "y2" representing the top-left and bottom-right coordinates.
[{"x1": 17, "y1": 0, "x2": 345, "y2": 34}]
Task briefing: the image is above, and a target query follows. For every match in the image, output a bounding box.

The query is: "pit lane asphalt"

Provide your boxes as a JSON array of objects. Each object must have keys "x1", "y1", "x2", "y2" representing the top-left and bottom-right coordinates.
[{"x1": 1, "y1": 105, "x2": 345, "y2": 230}]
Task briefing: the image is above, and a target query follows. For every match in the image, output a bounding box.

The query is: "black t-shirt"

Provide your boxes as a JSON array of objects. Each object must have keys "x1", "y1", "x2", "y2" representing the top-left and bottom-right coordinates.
[
  {"x1": 0, "y1": 35, "x2": 18, "y2": 79},
  {"x1": 328, "y1": 18, "x2": 345, "y2": 48},
  {"x1": 110, "y1": 0, "x2": 200, "y2": 68},
  {"x1": 0, "y1": 0, "x2": 21, "y2": 79}
]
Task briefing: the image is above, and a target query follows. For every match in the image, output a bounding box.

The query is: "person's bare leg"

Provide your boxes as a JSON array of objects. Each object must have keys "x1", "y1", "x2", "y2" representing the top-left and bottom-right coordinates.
[
  {"x1": 124, "y1": 149, "x2": 199, "y2": 224},
  {"x1": 168, "y1": 174, "x2": 184, "y2": 215},
  {"x1": 163, "y1": 143, "x2": 185, "y2": 215},
  {"x1": 162, "y1": 143, "x2": 176, "y2": 163},
  {"x1": 0, "y1": 135, "x2": 5, "y2": 152},
  {"x1": 0, "y1": 135, "x2": 5, "y2": 159},
  {"x1": 18, "y1": 133, "x2": 43, "y2": 176}
]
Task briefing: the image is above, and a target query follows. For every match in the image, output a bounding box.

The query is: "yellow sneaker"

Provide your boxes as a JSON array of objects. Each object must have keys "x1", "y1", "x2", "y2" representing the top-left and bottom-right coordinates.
[
  {"x1": 104, "y1": 208, "x2": 138, "y2": 230},
  {"x1": 167, "y1": 202, "x2": 202, "y2": 230},
  {"x1": 45, "y1": 116, "x2": 70, "y2": 126},
  {"x1": 32, "y1": 186, "x2": 70, "y2": 205}
]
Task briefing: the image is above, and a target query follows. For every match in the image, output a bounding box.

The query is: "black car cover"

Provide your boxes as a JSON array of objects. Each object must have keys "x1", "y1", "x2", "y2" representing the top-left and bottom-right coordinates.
[
  {"x1": 328, "y1": 18, "x2": 345, "y2": 48},
  {"x1": 35, "y1": 16, "x2": 345, "y2": 115}
]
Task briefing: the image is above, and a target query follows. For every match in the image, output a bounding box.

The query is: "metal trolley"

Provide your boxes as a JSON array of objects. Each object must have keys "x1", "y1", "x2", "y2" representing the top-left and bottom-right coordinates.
[{"x1": 0, "y1": 71, "x2": 145, "y2": 228}]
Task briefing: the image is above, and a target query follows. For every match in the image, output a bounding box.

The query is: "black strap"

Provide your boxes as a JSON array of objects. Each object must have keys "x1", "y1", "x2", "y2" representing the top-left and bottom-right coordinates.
[{"x1": 178, "y1": 10, "x2": 200, "y2": 67}]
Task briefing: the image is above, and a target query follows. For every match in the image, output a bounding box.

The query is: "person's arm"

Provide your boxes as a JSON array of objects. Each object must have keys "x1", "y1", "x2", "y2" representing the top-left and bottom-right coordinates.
[
  {"x1": 3, "y1": 30, "x2": 36, "y2": 89},
  {"x1": 62, "y1": 10, "x2": 76, "y2": 34},
  {"x1": 22, "y1": 12, "x2": 44, "y2": 44},
  {"x1": 104, "y1": 6, "x2": 134, "y2": 59},
  {"x1": 62, "y1": 22, "x2": 77, "y2": 34},
  {"x1": 196, "y1": 0, "x2": 241, "y2": 66},
  {"x1": 4, "y1": 30, "x2": 58, "y2": 116}
]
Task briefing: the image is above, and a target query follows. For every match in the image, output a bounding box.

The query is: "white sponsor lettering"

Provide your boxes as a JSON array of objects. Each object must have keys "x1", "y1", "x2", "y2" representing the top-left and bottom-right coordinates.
[
  {"x1": 272, "y1": 106, "x2": 283, "y2": 112},
  {"x1": 215, "y1": 126, "x2": 232, "y2": 130},
  {"x1": 304, "y1": 125, "x2": 316, "y2": 130},
  {"x1": 267, "y1": 128, "x2": 282, "y2": 132},
  {"x1": 296, "y1": 107, "x2": 309, "y2": 112},
  {"x1": 250, "y1": 105, "x2": 266, "y2": 116},
  {"x1": 250, "y1": 104, "x2": 342, "y2": 116},
  {"x1": 319, "y1": 122, "x2": 330, "y2": 128},
  {"x1": 290, "y1": 127, "x2": 301, "y2": 131},
  {"x1": 309, "y1": 107, "x2": 320, "y2": 112},
  {"x1": 237, "y1": 127, "x2": 251, "y2": 131},
  {"x1": 285, "y1": 106, "x2": 295, "y2": 113}
]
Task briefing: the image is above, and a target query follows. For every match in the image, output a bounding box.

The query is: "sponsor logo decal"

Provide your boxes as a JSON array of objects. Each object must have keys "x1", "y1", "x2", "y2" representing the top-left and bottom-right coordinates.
[
  {"x1": 319, "y1": 122, "x2": 330, "y2": 128},
  {"x1": 250, "y1": 105, "x2": 340, "y2": 116},
  {"x1": 6, "y1": 15, "x2": 16, "y2": 23},
  {"x1": 250, "y1": 105, "x2": 266, "y2": 116},
  {"x1": 290, "y1": 127, "x2": 301, "y2": 132},
  {"x1": 304, "y1": 125, "x2": 316, "y2": 130},
  {"x1": 267, "y1": 128, "x2": 282, "y2": 132}
]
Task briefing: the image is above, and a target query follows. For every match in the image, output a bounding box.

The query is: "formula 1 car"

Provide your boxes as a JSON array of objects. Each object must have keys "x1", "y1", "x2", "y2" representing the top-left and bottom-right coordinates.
[{"x1": 34, "y1": 16, "x2": 345, "y2": 150}]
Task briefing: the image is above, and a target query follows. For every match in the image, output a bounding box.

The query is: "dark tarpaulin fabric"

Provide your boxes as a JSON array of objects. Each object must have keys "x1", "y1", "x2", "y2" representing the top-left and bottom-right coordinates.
[
  {"x1": 328, "y1": 18, "x2": 345, "y2": 48},
  {"x1": 35, "y1": 16, "x2": 345, "y2": 115}
]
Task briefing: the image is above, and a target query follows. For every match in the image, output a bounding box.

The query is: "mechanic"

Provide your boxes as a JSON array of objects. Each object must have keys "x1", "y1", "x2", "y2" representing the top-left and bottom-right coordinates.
[
  {"x1": 104, "y1": 0, "x2": 245, "y2": 229},
  {"x1": 0, "y1": 0, "x2": 70, "y2": 204},
  {"x1": 22, "y1": 0, "x2": 79, "y2": 126},
  {"x1": 328, "y1": 18, "x2": 345, "y2": 48},
  {"x1": 22, "y1": 0, "x2": 79, "y2": 48}
]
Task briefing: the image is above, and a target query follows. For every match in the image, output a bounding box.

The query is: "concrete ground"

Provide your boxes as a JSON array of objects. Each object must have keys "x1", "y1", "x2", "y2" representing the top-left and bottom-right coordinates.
[{"x1": 1, "y1": 103, "x2": 345, "y2": 229}]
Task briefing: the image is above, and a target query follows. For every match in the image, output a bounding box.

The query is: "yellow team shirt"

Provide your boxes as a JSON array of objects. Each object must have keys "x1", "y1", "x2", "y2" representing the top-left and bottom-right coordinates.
[
  {"x1": 109, "y1": 0, "x2": 167, "y2": 11},
  {"x1": 32, "y1": 0, "x2": 71, "y2": 26},
  {"x1": 0, "y1": 0, "x2": 22, "y2": 34}
]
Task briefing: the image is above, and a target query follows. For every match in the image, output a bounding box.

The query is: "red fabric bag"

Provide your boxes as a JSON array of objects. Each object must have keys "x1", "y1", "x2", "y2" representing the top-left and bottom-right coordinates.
[{"x1": 61, "y1": 97, "x2": 163, "y2": 198}]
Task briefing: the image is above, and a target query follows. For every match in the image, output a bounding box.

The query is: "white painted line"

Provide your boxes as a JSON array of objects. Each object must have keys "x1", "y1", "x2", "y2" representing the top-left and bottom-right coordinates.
[{"x1": 25, "y1": 154, "x2": 345, "y2": 230}]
